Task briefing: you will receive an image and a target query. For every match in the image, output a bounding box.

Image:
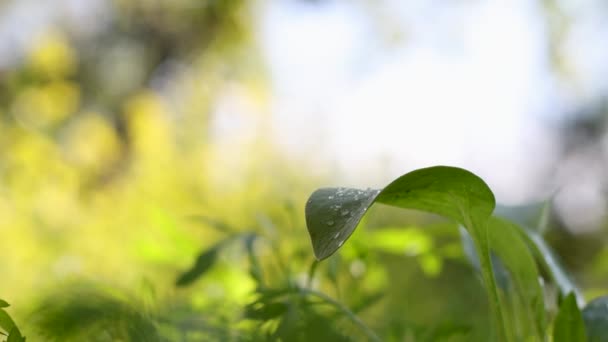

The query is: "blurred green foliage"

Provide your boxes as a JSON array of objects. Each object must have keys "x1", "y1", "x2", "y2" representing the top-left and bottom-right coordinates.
[{"x1": 1, "y1": 1, "x2": 608, "y2": 341}]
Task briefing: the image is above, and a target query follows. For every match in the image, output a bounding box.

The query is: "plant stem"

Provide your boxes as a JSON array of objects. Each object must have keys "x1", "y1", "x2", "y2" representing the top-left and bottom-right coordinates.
[
  {"x1": 298, "y1": 287, "x2": 381, "y2": 342},
  {"x1": 473, "y1": 225, "x2": 509, "y2": 342}
]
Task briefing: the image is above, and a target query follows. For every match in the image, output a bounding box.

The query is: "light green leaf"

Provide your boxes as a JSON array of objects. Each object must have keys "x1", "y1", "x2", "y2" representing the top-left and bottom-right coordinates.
[
  {"x1": 554, "y1": 292, "x2": 587, "y2": 342},
  {"x1": 305, "y1": 166, "x2": 506, "y2": 339},
  {"x1": 305, "y1": 166, "x2": 495, "y2": 260},
  {"x1": 487, "y1": 216, "x2": 545, "y2": 338},
  {"x1": 582, "y1": 295, "x2": 608, "y2": 341}
]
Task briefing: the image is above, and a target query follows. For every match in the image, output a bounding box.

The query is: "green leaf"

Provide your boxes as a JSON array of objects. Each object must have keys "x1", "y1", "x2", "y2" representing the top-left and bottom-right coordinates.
[
  {"x1": 517, "y1": 228, "x2": 583, "y2": 306},
  {"x1": 0, "y1": 300, "x2": 9, "y2": 308},
  {"x1": 305, "y1": 187, "x2": 380, "y2": 261},
  {"x1": 305, "y1": 166, "x2": 495, "y2": 260},
  {"x1": 459, "y1": 227, "x2": 510, "y2": 290},
  {"x1": 487, "y1": 216, "x2": 545, "y2": 338},
  {"x1": 244, "y1": 233, "x2": 264, "y2": 285},
  {"x1": 0, "y1": 309, "x2": 16, "y2": 334},
  {"x1": 244, "y1": 302, "x2": 288, "y2": 321},
  {"x1": 554, "y1": 292, "x2": 587, "y2": 342},
  {"x1": 494, "y1": 203, "x2": 584, "y2": 305},
  {"x1": 7, "y1": 326, "x2": 25, "y2": 342},
  {"x1": 582, "y1": 295, "x2": 608, "y2": 341},
  {"x1": 305, "y1": 166, "x2": 506, "y2": 339},
  {"x1": 175, "y1": 242, "x2": 223, "y2": 286}
]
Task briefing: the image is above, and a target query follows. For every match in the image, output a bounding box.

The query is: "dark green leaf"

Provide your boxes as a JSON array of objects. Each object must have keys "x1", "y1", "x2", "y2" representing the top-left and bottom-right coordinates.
[
  {"x1": 244, "y1": 302, "x2": 288, "y2": 321},
  {"x1": 305, "y1": 166, "x2": 495, "y2": 260},
  {"x1": 0, "y1": 309, "x2": 16, "y2": 334},
  {"x1": 305, "y1": 187, "x2": 380, "y2": 260},
  {"x1": 554, "y1": 292, "x2": 586, "y2": 342},
  {"x1": 487, "y1": 216, "x2": 545, "y2": 337},
  {"x1": 582, "y1": 295, "x2": 608, "y2": 342},
  {"x1": 243, "y1": 233, "x2": 264, "y2": 284},
  {"x1": 175, "y1": 244, "x2": 221, "y2": 286},
  {"x1": 0, "y1": 300, "x2": 8, "y2": 308},
  {"x1": 7, "y1": 326, "x2": 25, "y2": 342}
]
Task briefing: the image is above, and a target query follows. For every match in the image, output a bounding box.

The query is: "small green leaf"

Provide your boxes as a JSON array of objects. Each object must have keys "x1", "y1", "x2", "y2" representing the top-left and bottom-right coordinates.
[
  {"x1": 0, "y1": 300, "x2": 8, "y2": 308},
  {"x1": 175, "y1": 243, "x2": 222, "y2": 286},
  {"x1": 582, "y1": 295, "x2": 608, "y2": 341},
  {"x1": 554, "y1": 292, "x2": 587, "y2": 342},
  {"x1": 7, "y1": 326, "x2": 25, "y2": 342},
  {"x1": 0, "y1": 309, "x2": 16, "y2": 334},
  {"x1": 244, "y1": 302, "x2": 288, "y2": 321},
  {"x1": 244, "y1": 233, "x2": 264, "y2": 285},
  {"x1": 305, "y1": 187, "x2": 379, "y2": 260}
]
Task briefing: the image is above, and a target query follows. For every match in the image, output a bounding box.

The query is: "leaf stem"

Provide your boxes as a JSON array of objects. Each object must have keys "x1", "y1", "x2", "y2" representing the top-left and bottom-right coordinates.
[{"x1": 473, "y1": 226, "x2": 509, "y2": 342}]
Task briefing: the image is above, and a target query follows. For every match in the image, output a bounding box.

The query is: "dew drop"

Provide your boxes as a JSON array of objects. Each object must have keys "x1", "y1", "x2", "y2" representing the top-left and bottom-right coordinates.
[
  {"x1": 328, "y1": 196, "x2": 334, "y2": 200},
  {"x1": 333, "y1": 232, "x2": 340, "y2": 239},
  {"x1": 340, "y1": 209, "x2": 350, "y2": 217},
  {"x1": 326, "y1": 220, "x2": 335, "y2": 226},
  {"x1": 338, "y1": 240, "x2": 344, "y2": 247}
]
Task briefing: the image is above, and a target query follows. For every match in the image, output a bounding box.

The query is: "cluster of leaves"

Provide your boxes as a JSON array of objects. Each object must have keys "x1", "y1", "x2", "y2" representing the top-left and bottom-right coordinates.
[
  {"x1": 304, "y1": 165, "x2": 608, "y2": 341},
  {"x1": 5, "y1": 165, "x2": 608, "y2": 341}
]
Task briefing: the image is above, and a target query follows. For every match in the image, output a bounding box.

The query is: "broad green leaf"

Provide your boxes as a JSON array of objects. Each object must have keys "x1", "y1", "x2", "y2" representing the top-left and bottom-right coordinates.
[
  {"x1": 0, "y1": 309, "x2": 16, "y2": 334},
  {"x1": 305, "y1": 187, "x2": 380, "y2": 260},
  {"x1": 582, "y1": 295, "x2": 608, "y2": 341},
  {"x1": 7, "y1": 326, "x2": 25, "y2": 342},
  {"x1": 305, "y1": 166, "x2": 495, "y2": 260},
  {"x1": 305, "y1": 166, "x2": 506, "y2": 339},
  {"x1": 0, "y1": 300, "x2": 8, "y2": 308},
  {"x1": 554, "y1": 292, "x2": 587, "y2": 342},
  {"x1": 487, "y1": 216, "x2": 545, "y2": 338}
]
